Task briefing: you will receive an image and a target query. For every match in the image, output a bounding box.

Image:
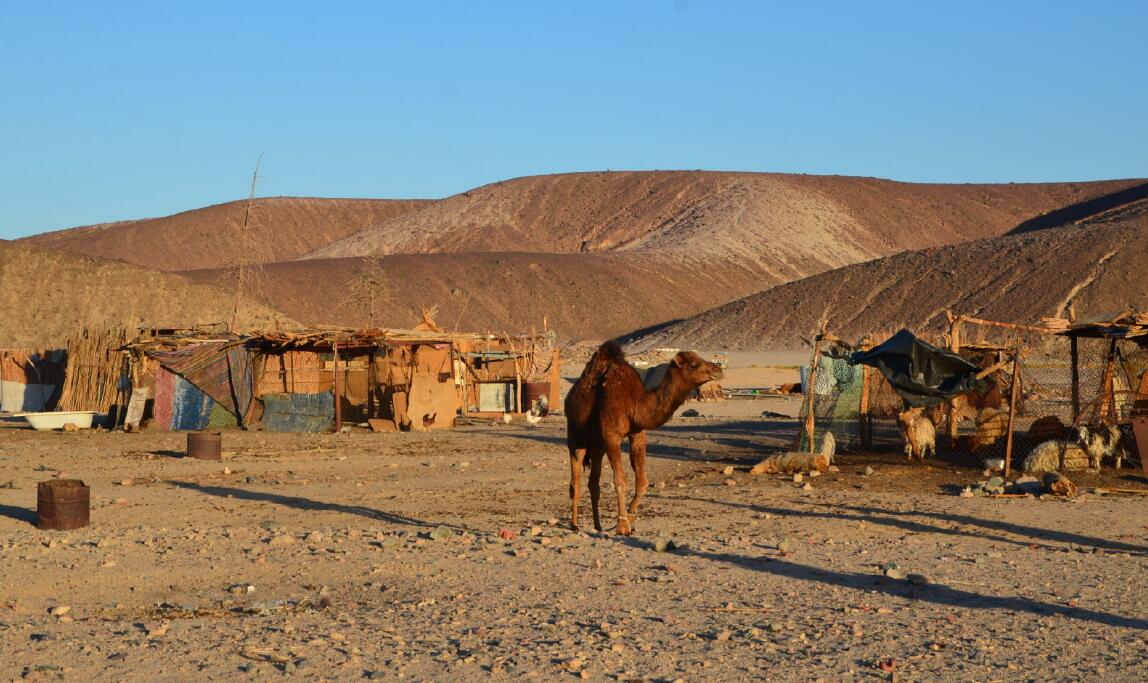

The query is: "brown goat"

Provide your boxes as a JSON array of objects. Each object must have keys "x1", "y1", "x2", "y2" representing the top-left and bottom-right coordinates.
[{"x1": 565, "y1": 341, "x2": 723, "y2": 535}]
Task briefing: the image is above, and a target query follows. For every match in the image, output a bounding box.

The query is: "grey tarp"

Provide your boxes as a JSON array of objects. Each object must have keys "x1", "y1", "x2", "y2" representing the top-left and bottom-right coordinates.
[{"x1": 846, "y1": 329, "x2": 984, "y2": 407}]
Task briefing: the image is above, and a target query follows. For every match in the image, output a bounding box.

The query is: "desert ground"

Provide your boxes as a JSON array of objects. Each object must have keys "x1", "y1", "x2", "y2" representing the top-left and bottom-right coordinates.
[{"x1": 3, "y1": 373, "x2": 1147, "y2": 682}]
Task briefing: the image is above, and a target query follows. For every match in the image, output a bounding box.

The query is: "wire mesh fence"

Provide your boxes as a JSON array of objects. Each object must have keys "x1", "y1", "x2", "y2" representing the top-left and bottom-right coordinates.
[{"x1": 800, "y1": 332, "x2": 1146, "y2": 472}]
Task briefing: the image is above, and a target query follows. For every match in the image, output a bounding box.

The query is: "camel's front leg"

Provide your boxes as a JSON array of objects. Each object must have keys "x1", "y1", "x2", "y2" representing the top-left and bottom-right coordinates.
[
  {"x1": 605, "y1": 440, "x2": 631, "y2": 535},
  {"x1": 627, "y1": 431, "x2": 649, "y2": 524},
  {"x1": 568, "y1": 446, "x2": 585, "y2": 531}
]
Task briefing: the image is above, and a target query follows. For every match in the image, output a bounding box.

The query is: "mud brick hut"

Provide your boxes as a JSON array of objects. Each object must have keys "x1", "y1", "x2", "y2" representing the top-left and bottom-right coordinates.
[{"x1": 122, "y1": 326, "x2": 559, "y2": 433}]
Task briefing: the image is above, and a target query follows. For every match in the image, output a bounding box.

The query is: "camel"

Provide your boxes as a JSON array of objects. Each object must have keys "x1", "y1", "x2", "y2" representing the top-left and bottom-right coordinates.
[{"x1": 565, "y1": 341, "x2": 723, "y2": 535}]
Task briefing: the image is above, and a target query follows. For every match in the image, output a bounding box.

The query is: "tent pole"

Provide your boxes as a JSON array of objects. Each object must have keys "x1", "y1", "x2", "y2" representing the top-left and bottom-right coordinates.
[
  {"x1": 1098, "y1": 338, "x2": 1119, "y2": 424},
  {"x1": 946, "y1": 311, "x2": 963, "y2": 444},
  {"x1": 1070, "y1": 335, "x2": 1080, "y2": 424},
  {"x1": 858, "y1": 337, "x2": 873, "y2": 450},
  {"x1": 1003, "y1": 346, "x2": 1022, "y2": 478},
  {"x1": 333, "y1": 342, "x2": 342, "y2": 433}
]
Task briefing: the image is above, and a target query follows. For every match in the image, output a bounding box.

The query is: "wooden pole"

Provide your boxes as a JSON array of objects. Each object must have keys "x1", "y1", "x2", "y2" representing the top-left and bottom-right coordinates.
[
  {"x1": 333, "y1": 342, "x2": 342, "y2": 433},
  {"x1": 858, "y1": 338, "x2": 873, "y2": 450},
  {"x1": 1003, "y1": 347, "x2": 1023, "y2": 478},
  {"x1": 513, "y1": 347, "x2": 523, "y2": 414},
  {"x1": 947, "y1": 312, "x2": 963, "y2": 444},
  {"x1": 959, "y1": 315, "x2": 1059, "y2": 335},
  {"x1": 367, "y1": 347, "x2": 376, "y2": 419},
  {"x1": 1098, "y1": 338, "x2": 1119, "y2": 424},
  {"x1": 1070, "y1": 335, "x2": 1081, "y2": 424},
  {"x1": 548, "y1": 348, "x2": 562, "y2": 410}
]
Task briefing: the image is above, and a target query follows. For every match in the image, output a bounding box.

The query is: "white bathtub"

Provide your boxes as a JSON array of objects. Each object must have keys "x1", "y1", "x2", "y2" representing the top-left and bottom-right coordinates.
[{"x1": 15, "y1": 411, "x2": 98, "y2": 430}]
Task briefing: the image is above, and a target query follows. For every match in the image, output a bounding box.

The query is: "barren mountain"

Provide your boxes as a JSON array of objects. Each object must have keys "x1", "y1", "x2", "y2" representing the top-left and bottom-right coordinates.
[
  {"x1": 179, "y1": 252, "x2": 759, "y2": 343},
  {"x1": 20, "y1": 197, "x2": 430, "y2": 271},
  {"x1": 629, "y1": 196, "x2": 1148, "y2": 352},
  {"x1": 305, "y1": 172, "x2": 1142, "y2": 285},
  {"x1": 0, "y1": 242, "x2": 294, "y2": 347}
]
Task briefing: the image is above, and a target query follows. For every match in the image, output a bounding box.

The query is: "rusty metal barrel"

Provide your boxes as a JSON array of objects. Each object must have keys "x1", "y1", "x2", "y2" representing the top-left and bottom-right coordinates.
[
  {"x1": 186, "y1": 431, "x2": 222, "y2": 460},
  {"x1": 37, "y1": 479, "x2": 90, "y2": 530},
  {"x1": 522, "y1": 381, "x2": 551, "y2": 412}
]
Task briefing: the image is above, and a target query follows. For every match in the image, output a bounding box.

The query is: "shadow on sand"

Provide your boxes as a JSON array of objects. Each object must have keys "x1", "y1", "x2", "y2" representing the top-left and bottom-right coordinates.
[
  {"x1": 166, "y1": 481, "x2": 475, "y2": 533},
  {"x1": 615, "y1": 529, "x2": 1148, "y2": 630},
  {"x1": 0, "y1": 503, "x2": 37, "y2": 526},
  {"x1": 681, "y1": 495, "x2": 1148, "y2": 556}
]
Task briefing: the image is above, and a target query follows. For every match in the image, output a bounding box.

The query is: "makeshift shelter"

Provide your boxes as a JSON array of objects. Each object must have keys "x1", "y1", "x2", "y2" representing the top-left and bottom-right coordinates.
[
  {"x1": 0, "y1": 349, "x2": 66, "y2": 412},
  {"x1": 1055, "y1": 311, "x2": 1148, "y2": 425},
  {"x1": 800, "y1": 311, "x2": 1148, "y2": 476},
  {"x1": 122, "y1": 326, "x2": 559, "y2": 433}
]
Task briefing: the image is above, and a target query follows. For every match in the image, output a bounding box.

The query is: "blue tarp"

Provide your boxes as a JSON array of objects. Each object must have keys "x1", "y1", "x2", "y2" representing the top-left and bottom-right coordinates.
[
  {"x1": 260, "y1": 392, "x2": 334, "y2": 432},
  {"x1": 170, "y1": 375, "x2": 215, "y2": 431}
]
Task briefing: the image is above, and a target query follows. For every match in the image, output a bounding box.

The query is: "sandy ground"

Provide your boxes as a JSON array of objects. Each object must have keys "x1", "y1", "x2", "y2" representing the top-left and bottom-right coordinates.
[{"x1": 2, "y1": 411, "x2": 1147, "y2": 683}]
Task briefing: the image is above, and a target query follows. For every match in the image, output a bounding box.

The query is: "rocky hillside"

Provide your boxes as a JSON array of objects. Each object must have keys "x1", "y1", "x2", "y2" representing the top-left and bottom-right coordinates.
[{"x1": 628, "y1": 197, "x2": 1148, "y2": 351}]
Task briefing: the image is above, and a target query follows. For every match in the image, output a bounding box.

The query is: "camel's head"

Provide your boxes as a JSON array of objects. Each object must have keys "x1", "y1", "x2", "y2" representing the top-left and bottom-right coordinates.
[{"x1": 671, "y1": 351, "x2": 723, "y2": 385}]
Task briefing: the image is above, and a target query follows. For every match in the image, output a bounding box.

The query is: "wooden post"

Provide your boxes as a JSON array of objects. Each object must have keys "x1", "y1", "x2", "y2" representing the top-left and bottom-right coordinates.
[
  {"x1": 1003, "y1": 347, "x2": 1022, "y2": 478},
  {"x1": 448, "y1": 342, "x2": 467, "y2": 419},
  {"x1": 801, "y1": 323, "x2": 828, "y2": 452},
  {"x1": 333, "y1": 342, "x2": 342, "y2": 433},
  {"x1": 857, "y1": 337, "x2": 873, "y2": 450},
  {"x1": 946, "y1": 312, "x2": 963, "y2": 444},
  {"x1": 514, "y1": 353, "x2": 523, "y2": 414},
  {"x1": 548, "y1": 348, "x2": 562, "y2": 410},
  {"x1": 1070, "y1": 335, "x2": 1081, "y2": 424},
  {"x1": 367, "y1": 347, "x2": 376, "y2": 419},
  {"x1": 1098, "y1": 338, "x2": 1119, "y2": 424}
]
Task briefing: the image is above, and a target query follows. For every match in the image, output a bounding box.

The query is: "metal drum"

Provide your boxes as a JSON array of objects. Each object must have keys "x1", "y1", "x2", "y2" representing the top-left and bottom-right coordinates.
[
  {"x1": 522, "y1": 381, "x2": 551, "y2": 413},
  {"x1": 37, "y1": 479, "x2": 90, "y2": 531},
  {"x1": 1133, "y1": 417, "x2": 1148, "y2": 474},
  {"x1": 187, "y1": 431, "x2": 222, "y2": 460}
]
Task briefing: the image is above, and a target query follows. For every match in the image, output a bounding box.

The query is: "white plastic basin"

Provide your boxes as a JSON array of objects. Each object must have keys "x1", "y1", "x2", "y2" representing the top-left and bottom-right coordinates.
[{"x1": 15, "y1": 411, "x2": 97, "y2": 430}]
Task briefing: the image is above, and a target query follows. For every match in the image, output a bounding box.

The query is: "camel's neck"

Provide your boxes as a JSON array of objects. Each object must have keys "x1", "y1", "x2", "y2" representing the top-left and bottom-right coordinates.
[{"x1": 635, "y1": 366, "x2": 697, "y2": 430}]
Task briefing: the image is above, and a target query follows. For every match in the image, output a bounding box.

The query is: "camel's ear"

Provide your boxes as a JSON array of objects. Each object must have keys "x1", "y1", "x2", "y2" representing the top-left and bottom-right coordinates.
[{"x1": 671, "y1": 354, "x2": 684, "y2": 367}]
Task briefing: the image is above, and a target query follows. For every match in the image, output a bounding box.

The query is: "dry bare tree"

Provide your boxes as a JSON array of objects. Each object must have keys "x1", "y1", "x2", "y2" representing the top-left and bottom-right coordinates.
[
  {"x1": 231, "y1": 153, "x2": 273, "y2": 331},
  {"x1": 347, "y1": 256, "x2": 393, "y2": 328}
]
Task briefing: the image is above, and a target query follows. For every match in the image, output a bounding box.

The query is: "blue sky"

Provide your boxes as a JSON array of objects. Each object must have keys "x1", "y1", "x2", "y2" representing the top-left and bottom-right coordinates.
[{"x1": 1, "y1": 1, "x2": 1146, "y2": 238}]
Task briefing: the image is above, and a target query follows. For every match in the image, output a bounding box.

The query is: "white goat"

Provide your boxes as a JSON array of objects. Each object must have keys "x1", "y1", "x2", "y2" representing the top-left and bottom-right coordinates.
[
  {"x1": 1022, "y1": 424, "x2": 1122, "y2": 473},
  {"x1": 898, "y1": 406, "x2": 936, "y2": 462}
]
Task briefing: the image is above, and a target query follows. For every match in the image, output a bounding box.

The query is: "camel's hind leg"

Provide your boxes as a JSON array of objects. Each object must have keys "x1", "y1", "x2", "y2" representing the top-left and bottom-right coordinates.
[
  {"x1": 604, "y1": 440, "x2": 631, "y2": 535},
  {"x1": 568, "y1": 446, "x2": 586, "y2": 531},
  {"x1": 588, "y1": 448, "x2": 604, "y2": 532},
  {"x1": 627, "y1": 431, "x2": 649, "y2": 524}
]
